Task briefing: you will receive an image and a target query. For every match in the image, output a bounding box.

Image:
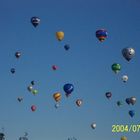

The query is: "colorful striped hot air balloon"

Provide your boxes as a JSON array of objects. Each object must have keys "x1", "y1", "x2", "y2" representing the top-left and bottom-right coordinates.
[
  {"x1": 96, "y1": 29, "x2": 108, "y2": 42},
  {"x1": 53, "y1": 92, "x2": 61, "y2": 102}
]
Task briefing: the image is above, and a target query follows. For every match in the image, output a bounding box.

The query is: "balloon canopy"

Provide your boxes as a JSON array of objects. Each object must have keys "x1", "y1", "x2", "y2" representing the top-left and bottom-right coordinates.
[
  {"x1": 122, "y1": 47, "x2": 135, "y2": 61},
  {"x1": 63, "y1": 83, "x2": 74, "y2": 97},
  {"x1": 76, "y1": 99, "x2": 83, "y2": 107},
  {"x1": 64, "y1": 44, "x2": 70, "y2": 50},
  {"x1": 91, "y1": 123, "x2": 96, "y2": 129},
  {"x1": 122, "y1": 75, "x2": 128, "y2": 82},
  {"x1": 11, "y1": 68, "x2": 15, "y2": 74},
  {"x1": 121, "y1": 136, "x2": 127, "y2": 140},
  {"x1": 56, "y1": 31, "x2": 64, "y2": 41},
  {"x1": 31, "y1": 105, "x2": 36, "y2": 112},
  {"x1": 105, "y1": 92, "x2": 112, "y2": 99},
  {"x1": 96, "y1": 29, "x2": 108, "y2": 42},
  {"x1": 31, "y1": 17, "x2": 40, "y2": 27},
  {"x1": 53, "y1": 92, "x2": 61, "y2": 102},
  {"x1": 111, "y1": 63, "x2": 121, "y2": 73},
  {"x1": 129, "y1": 110, "x2": 135, "y2": 117},
  {"x1": 15, "y1": 52, "x2": 21, "y2": 58}
]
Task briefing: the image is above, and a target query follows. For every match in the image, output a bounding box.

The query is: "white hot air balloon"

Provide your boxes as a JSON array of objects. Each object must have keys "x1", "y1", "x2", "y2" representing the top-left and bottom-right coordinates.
[
  {"x1": 91, "y1": 123, "x2": 96, "y2": 129},
  {"x1": 122, "y1": 75, "x2": 128, "y2": 83}
]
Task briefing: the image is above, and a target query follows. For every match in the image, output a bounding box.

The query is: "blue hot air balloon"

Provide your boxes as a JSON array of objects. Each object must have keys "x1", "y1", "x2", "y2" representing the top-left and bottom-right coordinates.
[
  {"x1": 129, "y1": 110, "x2": 135, "y2": 118},
  {"x1": 64, "y1": 44, "x2": 70, "y2": 51},
  {"x1": 125, "y1": 98, "x2": 131, "y2": 105},
  {"x1": 63, "y1": 83, "x2": 74, "y2": 97},
  {"x1": 105, "y1": 92, "x2": 112, "y2": 99},
  {"x1": 11, "y1": 68, "x2": 15, "y2": 74}
]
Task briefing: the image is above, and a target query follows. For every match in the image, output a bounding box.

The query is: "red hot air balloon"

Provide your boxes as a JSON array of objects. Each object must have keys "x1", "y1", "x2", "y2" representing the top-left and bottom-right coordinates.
[{"x1": 31, "y1": 105, "x2": 36, "y2": 111}]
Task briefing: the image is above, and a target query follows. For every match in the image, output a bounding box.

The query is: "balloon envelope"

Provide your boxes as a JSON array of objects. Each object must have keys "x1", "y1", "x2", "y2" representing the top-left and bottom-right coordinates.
[
  {"x1": 125, "y1": 98, "x2": 131, "y2": 105},
  {"x1": 63, "y1": 83, "x2": 74, "y2": 97},
  {"x1": 53, "y1": 92, "x2": 61, "y2": 102},
  {"x1": 112, "y1": 63, "x2": 121, "y2": 73},
  {"x1": 27, "y1": 85, "x2": 33, "y2": 92},
  {"x1": 55, "y1": 103, "x2": 60, "y2": 108},
  {"x1": 31, "y1": 17, "x2": 40, "y2": 27},
  {"x1": 105, "y1": 92, "x2": 112, "y2": 99},
  {"x1": 117, "y1": 101, "x2": 123, "y2": 106},
  {"x1": 32, "y1": 89, "x2": 38, "y2": 95},
  {"x1": 96, "y1": 29, "x2": 108, "y2": 42},
  {"x1": 0, "y1": 133, "x2": 5, "y2": 140},
  {"x1": 122, "y1": 75, "x2": 128, "y2": 82},
  {"x1": 91, "y1": 123, "x2": 96, "y2": 129},
  {"x1": 31, "y1": 81, "x2": 35, "y2": 85},
  {"x1": 56, "y1": 31, "x2": 64, "y2": 41},
  {"x1": 64, "y1": 44, "x2": 70, "y2": 50},
  {"x1": 17, "y1": 97, "x2": 23, "y2": 102},
  {"x1": 31, "y1": 105, "x2": 36, "y2": 111},
  {"x1": 15, "y1": 52, "x2": 21, "y2": 58},
  {"x1": 129, "y1": 110, "x2": 135, "y2": 117},
  {"x1": 122, "y1": 47, "x2": 135, "y2": 61},
  {"x1": 121, "y1": 136, "x2": 127, "y2": 140},
  {"x1": 11, "y1": 68, "x2": 15, "y2": 74},
  {"x1": 52, "y1": 65, "x2": 58, "y2": 70},
  {"x1": 76, "y1": 99, "x2": 83, "y2": 107},
  {"x1": 130, "y1": 97, "x2": 136, "y2": 105}
]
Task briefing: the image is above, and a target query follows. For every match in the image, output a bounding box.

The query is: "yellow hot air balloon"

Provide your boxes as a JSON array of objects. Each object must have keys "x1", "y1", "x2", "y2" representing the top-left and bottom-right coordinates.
[
  {"x1": 121, "y1": 136, "x2": 127, "y2": 140},
  {"x1": 53, "y1": 92, "x2": 61, "y2": 102},
  {"x1": 56, "y1": 31, "x2": 64, "y2": 41}
]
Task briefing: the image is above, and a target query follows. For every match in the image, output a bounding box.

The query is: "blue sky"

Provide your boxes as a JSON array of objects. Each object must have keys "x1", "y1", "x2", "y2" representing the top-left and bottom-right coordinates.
[{"x1": 0, "y1": 0, "x2": 140, "y2": 140}]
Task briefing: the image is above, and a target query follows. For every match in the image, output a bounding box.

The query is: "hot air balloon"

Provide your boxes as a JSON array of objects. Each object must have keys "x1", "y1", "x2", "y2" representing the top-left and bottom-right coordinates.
[
  {"x1": 129, "y1": 110, "x2": 135, "y2": 117},
  {"x1": 31, "y1": 105, "x2": 36, "y2": 112},
  {"x1": 19, "y1": 136, "x2": 28, "y2": 140},
  {"x1": 111, "y1": 63, "x2": 121, "y2": 73},
  {"x1": 31, "y1": 81, "x2": 35, "y2": 85},
  {"x1": 24, "y1": 132, "x2": 28, "y2": 137},
  {"x1": 53, "y1": 92, "x2": 61, "y2": 102},
  {"x1": 32, "y1": 89, "x2": 38, "y2": 95},
  {"x1": 52, "y1": 65, "x2": 58, "y2": 70},
  {"x1": 31, "y1": 17, "x2": 40, "y2": 27},
  {"x1": 55, "y1": 103, "x2": 60, "y2": 109},
  {"x1": 53, "y1": 92, "x2": 61, "y2": 108},
  {"x1": 76, "y1": 99, "x2": 83, "y2": 107},
  {"x1": 15, "y1": 51, "x2": 21, "y2": 59},
  {"x1": 96, "y1": 29, "x2": 108, "y2": 42},
  {"x1": 11, "y1": 68, "x2": 15, "y2": 74},
  {"x1": 122, "y1": 47, "x2": 135, "y2": 61},
  {"x1": 56, "y1": 31, "x2": 64, "y2": 41},
  {"x1": 117, "y1": 101, "x2": 123, "y2": 106},
  {"x1": 0, "y1": 133, "x2": 5, "y2": 140},
  {"x1": 122, "y1": 75, "x2": 128, "y2": 82},
  {"x1": 19, "y1": 132, "x2": 28, "y2": 140},
  {"x1": 64, "y1": 44, "x2": 70, "y2": 50},
  {"x1": 91, "y1": 123, "x2": 96, "y2": 129},
  {"x1": 27, "y1": 85, "x2": 33, "y2": 92},
  {"x1": 17, "y1": 97, "x2": 23, "y2": 102},
  {"x1": 125, "y1": 98, "x2": 131, "y2": 105},
  {"x1": 63, "y1": 83, "x2": 74, "y2": 97},
  {"x1": 121, "y1": 136, "x2": 127, "y2": 140},
  {"x1": 130, "y1": 97, "x2": 136, "y2": 105},
  {"x1": 105, "y1": 92, "x2": 112, "y2": 99}
]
